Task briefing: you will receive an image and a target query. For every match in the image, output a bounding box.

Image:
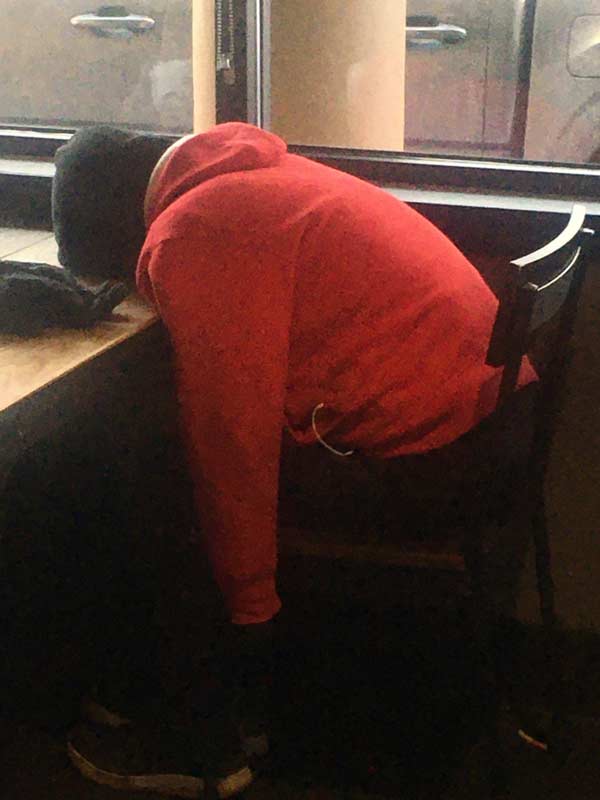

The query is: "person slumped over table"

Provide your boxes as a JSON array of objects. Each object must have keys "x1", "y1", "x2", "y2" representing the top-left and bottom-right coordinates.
[{"x1": 52, "y1": 122, "x2": 537, "y2": 797}]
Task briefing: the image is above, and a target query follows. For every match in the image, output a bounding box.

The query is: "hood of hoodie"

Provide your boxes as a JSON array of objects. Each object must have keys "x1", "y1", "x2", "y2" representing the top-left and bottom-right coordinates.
[{"x1": 144, "y1": 122, "x2": 287, "y2": 227}]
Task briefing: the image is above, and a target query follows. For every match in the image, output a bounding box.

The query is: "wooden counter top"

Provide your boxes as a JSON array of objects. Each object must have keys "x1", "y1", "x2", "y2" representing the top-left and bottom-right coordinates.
[{"x1": 0, "y1": 229, "x2": 158, "y2": 414}]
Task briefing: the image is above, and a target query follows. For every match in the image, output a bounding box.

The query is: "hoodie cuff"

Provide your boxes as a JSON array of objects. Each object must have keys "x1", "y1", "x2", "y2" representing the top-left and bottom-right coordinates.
[{"x1": 226, "y1": 576, "x2": 282, "y2": 625}]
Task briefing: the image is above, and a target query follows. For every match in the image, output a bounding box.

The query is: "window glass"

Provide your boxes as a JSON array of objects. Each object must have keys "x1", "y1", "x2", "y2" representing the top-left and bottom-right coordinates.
[
  {"x1": 266, "y1": 0, "x2": 600, "y2": 166},
  {"x1": 4, "y1": 1, "x2": 600, "y2": 169},
  {"x1": 1, "y1": 1, "x2": 195, "y2": 134}
]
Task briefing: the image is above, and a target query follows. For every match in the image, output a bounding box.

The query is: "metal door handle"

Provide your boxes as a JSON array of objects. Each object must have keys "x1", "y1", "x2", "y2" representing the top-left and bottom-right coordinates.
[
  {"x1": 406, "y1": 22, "x2": 467, "y2": 49},
  {"x1": 70, "y1": 12, "x2": 155, "y2": 37}
]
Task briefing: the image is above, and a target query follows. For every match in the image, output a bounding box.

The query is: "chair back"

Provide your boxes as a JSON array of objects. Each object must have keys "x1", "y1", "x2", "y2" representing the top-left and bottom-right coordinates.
[
  {"x1": 486, "y1": 204, "x2": 594, "y2": 478},
  {"x1": 487, "y1": 204, "x2": 594, "y2": 402}
]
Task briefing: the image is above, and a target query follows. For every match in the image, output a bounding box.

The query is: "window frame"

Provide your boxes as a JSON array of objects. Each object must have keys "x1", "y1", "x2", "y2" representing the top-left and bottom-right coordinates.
[
  {"x1": 2, "y1": 0, "x2": 600, "y2": 230},
  {"x1": 254, "y1": 0, "x2": 600, "y2": 202}
]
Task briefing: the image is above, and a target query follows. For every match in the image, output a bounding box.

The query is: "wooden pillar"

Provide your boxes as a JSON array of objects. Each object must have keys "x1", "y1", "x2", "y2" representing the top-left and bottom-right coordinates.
[
  {"x1": 192, "y1": 0, "x2": 217, "y2": 132},
  {"x1": 270, "y1": 0, "x2": 406, "y2": 150}
]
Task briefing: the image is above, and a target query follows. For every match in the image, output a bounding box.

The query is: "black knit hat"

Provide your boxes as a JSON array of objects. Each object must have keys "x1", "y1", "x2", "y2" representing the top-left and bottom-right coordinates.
[{"x1": 52, "y1": 126, "x2": 168, "y2": 281}]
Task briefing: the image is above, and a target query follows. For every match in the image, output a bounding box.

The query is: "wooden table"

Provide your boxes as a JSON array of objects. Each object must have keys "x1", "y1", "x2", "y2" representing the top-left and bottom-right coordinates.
[{"x1": 0, "y1": 229, "x2": 159, "y2": 498}]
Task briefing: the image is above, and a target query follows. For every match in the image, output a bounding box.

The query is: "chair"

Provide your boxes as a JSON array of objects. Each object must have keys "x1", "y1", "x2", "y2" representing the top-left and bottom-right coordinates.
[
  {"x1": 280, "y1": 206, "x2": 593, "y2": 578},
  {"x1": 278, "y1": 204, "x2": 595, "y2": 759},
  {"x1": 486, "y1": 203, "x2": 594, "y2": 634}
]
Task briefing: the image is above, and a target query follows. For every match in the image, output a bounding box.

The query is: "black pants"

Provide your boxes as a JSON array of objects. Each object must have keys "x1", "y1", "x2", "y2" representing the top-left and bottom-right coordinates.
[{"x1": 279, "y1": 383, "x2": 538, "y2": 617}]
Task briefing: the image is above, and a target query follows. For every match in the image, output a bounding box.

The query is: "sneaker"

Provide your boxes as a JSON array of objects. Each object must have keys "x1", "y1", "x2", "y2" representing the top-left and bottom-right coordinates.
[
  {"x1": 80, "y1": 682, "x2": 271, "y2": 765},
  {"x1": 67, "y1": 698, "x2": 255, "y2": 799},
  {"x1": 67, "y1": 723, "x2": 254, "y2": 800},
  {"x1": 67, "y1": 720, "x2": 253, "y2": 799},
  {"x1": 81, "y1": 694, "x2": 133, "y2": 729}
]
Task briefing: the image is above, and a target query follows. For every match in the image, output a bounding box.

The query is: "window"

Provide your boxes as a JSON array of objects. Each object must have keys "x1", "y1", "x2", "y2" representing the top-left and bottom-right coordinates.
[
  {"x1": 0, "y1": 1, "x2": 250, "y2": 136},
  {"x1": 1, "y1": 2, "x2": 191, "y2": 133},
  {"x1": 264, "y1": 0, "x2": 600, "y2": 167},
  {"x1": 1, "y1": 0, "x2": 600, "y2": 223}
]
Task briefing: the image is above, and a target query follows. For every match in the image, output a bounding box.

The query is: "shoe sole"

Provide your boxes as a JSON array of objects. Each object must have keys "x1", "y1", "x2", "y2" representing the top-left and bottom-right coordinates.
[{"x1": 67, "y1": 740, "x2": 254, "y2": 799}]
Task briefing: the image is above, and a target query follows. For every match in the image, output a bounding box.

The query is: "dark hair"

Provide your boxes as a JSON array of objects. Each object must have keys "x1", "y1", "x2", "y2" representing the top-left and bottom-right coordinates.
[{"x1": 52, "y1": 126, "x2": 168, "y2": 282}]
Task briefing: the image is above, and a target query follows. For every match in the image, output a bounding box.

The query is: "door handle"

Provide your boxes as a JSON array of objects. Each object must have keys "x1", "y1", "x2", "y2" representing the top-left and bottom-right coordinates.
[
  {"x1": 70, "y1": 11, "x2": 155, "y2": 38},
  {"x1": 406, "y1": 21, "x2": 467, "y2": 49}
]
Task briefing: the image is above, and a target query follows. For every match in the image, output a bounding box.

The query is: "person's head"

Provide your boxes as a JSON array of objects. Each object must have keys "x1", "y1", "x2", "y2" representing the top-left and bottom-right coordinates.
[{"x1": 52, "y1": 126, "x2": 168, "y2": 284}]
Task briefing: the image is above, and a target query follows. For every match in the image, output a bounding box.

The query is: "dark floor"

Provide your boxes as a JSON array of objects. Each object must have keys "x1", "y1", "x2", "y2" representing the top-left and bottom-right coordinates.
[{"x1": 3, "y1": 550, "x2": 600, "y2": 800}]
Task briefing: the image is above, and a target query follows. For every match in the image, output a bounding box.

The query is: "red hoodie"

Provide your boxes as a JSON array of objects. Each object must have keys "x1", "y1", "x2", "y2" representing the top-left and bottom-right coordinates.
[{"x1": 137, "y1": 122, "x2": 536, "y2": 625}]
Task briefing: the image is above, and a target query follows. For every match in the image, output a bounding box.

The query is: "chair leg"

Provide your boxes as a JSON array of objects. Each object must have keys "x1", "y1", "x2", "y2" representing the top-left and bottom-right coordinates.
[
  {"x1": 531, "y1": 492, "x2": 557, "y2": 630},
  {"x1": 463, "y1": 535, "x2": 510, "y2": 797},
  {"x1": 530, "y1": 492, "x2": 572, "y2": 761}
]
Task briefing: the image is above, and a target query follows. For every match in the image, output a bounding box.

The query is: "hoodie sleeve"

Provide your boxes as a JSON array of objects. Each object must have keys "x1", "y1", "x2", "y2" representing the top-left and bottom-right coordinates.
[{"x1": 138, "y1": 230, "x2": 295, "y2": 624}]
